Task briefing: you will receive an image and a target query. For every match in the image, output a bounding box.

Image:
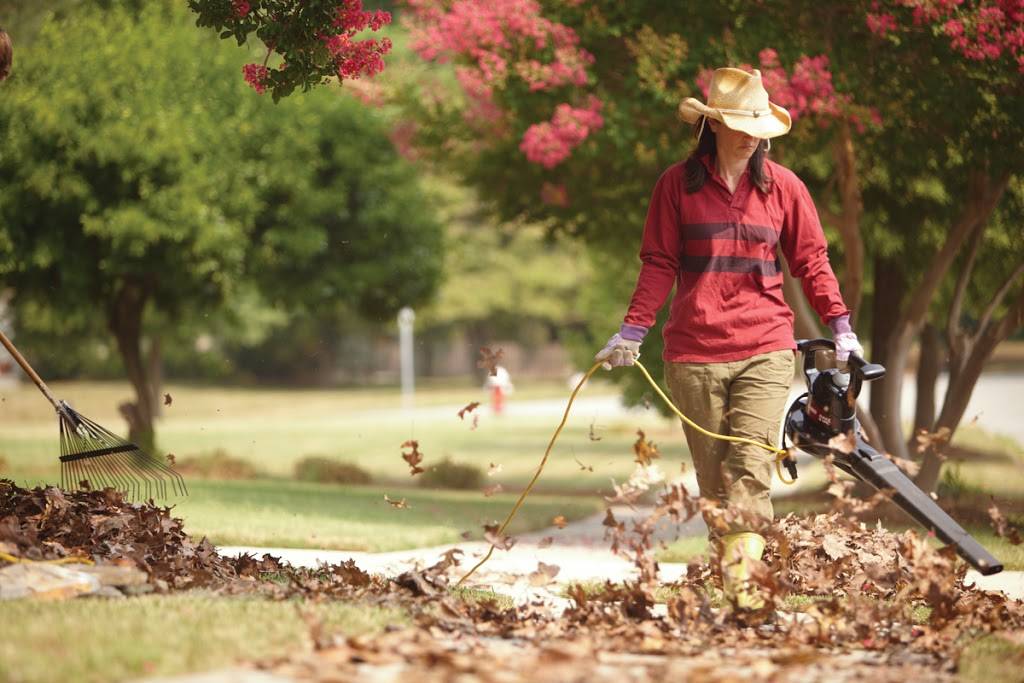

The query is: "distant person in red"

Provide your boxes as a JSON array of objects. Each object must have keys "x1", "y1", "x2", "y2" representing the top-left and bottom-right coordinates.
[
  {"x1": 595, "y1": 67, "x2": 862, "y2": 609},
  {"x1": 0, "y1": 28, "x2": 11, "y2": 81},
  {"x1": 485, "y1": 365, "x2": 514, "y2": 416}
]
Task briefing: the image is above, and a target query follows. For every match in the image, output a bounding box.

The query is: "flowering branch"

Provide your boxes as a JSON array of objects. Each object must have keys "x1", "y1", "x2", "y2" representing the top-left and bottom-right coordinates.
[{"x1": 189, "y1": 0, "x2": 393, "y2": 100}]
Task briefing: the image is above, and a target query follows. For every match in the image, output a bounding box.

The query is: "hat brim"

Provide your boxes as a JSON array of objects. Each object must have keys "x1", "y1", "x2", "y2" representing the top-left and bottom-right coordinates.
[{"x1": 679, "y1": 98, "x2": 791, "y2": 139}]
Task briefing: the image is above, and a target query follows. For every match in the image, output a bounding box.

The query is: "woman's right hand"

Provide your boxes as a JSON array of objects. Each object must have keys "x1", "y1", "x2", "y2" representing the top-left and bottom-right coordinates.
[{"x1": 595, "y1": 333, "x2": 642, "y2": 370}]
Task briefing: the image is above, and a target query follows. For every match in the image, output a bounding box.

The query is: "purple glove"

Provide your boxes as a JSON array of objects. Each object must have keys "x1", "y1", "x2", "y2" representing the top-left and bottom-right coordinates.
[
  {"x1": 829, "y1": 315, "x2": 864, "y2": 363},
  {"x1": 595, "y1": 324, "x2": 647, "y2": 370}
]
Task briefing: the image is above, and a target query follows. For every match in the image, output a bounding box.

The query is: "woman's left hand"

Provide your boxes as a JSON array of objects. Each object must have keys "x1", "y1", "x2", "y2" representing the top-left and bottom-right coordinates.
[{"x1": 834, "y1": 332, "x2": 864, "y2": 363}]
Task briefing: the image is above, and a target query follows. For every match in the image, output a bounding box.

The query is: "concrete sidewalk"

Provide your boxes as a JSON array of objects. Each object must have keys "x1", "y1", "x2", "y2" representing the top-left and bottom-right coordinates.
[{"x1": 218, "y1": 539, "x2": 1024, "y2": 608}]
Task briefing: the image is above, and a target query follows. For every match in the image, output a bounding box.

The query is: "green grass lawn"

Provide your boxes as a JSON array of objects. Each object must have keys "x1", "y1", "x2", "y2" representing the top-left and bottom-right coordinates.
[
  {"x1": 0, "y1": 592, "x2": 408, "y2": 683},
  {"x1": 174, "y1": 479, "x2": 603, "y2": 551},
  {"x1": 958, "y1": 633, "x2": 1024, "y2": 683},
  {"x1": 0, "y1": 378, "x2": 688, "y2": 493}
]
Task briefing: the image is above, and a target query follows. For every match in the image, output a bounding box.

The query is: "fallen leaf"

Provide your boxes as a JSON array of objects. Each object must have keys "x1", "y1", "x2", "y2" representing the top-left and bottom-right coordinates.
[
  {"x1": 552, "y1": 515, "x2": 568, "y2": 529},
  {"x1": 633, "y1": 429, "x2": 660, "y2": 466},
  {"x1": 822, "y1": 533, "x2": 851, "y2": 560},
  {"x1": 528, "y1": 561, "x2": 561, "y2": 587},
  {"x1": 163, "y1": 393, "x2": 173, "y2": 406},
  {"x1": 482, "y1": 483, "x2": 503, "y2": 497},
  {"x1": 476, "y1": 347, "x2": 504, "y2": 377},
  {"x1": 483, "y1": 523, "x2": 515, "y2": 550},
  {"x1": 384, "y1": 494, "x2": 410, "y2": 510},
  {"x1": 914, "y1": 426, "x2": 952, "y2": 455},
  {"x1": 166, "y1": 453, "x2": 176, "y2": 466},
  {"x1": 457, "y1": 401, "x2": 480, "y2": 420},
  {"x1": 988, "y1": 500, "x2": 1023, "y2": 545},
  {"x1": 885, "y1": 452, "x2": 921, "y2": 477},
  {"x1": 401, "y1": 440, "x2": 425, "y2": 476}
]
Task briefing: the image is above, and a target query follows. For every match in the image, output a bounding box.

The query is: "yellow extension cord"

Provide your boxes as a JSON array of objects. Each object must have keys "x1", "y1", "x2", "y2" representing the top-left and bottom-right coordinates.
[
  {"x1": 0, "y1": 551, "x2": 94, "y2": 566},
  {"x1": 455, "y1": 359, "x2": 794, "y2": 587}
]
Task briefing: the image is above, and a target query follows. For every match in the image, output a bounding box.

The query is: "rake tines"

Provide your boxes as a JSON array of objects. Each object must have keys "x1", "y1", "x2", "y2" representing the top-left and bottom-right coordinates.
[{"x1": 57, "y1": 401, "x2": 188, "y2": 500}]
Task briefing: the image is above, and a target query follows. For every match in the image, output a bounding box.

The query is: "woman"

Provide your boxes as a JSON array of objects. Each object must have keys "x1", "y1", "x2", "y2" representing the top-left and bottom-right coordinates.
[{"x1": 596, "y1": 67, "x2": 862, "y2": 608}]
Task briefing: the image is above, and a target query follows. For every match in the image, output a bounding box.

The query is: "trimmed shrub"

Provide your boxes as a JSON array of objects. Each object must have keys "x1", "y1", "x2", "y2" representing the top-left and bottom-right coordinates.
[
  {"x1": 174, "y1": 450, "x2": 263, "y2": 480},
  {"x1": 293, "y1": 456, "x2": 372, "y2": 485},
  {"x1": 418, "y1": 457, "x2": 483, "y2": 490}
]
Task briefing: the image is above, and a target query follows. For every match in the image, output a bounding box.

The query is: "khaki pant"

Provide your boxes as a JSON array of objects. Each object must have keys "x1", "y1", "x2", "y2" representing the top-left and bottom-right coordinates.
[{"x1": 665, "y1": 350, "x2": 795, "y2": 538}]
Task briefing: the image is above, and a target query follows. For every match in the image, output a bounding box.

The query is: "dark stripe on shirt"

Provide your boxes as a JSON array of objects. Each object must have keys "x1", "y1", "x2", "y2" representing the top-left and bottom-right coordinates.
[
  {"x1": 681, "y1": 255, "x2": 782, "y2": 276},
  {"x1": 684, "y1": 222, "x2": 778, "y2": 244}
]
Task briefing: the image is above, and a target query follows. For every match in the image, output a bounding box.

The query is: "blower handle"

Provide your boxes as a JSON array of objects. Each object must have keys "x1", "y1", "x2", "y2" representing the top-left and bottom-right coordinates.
[
  {"x1": 0, "y1": 329, "x2": 61, "y2": 410},
  {"x1": 796, "y1": 339, "x2": 885, "y2": 404}
]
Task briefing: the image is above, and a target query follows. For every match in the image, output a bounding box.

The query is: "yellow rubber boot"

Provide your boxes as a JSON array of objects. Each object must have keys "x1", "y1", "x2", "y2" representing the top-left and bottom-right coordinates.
[{"x1": 721, "y1": 532, "x2": 766, "y2": 610}]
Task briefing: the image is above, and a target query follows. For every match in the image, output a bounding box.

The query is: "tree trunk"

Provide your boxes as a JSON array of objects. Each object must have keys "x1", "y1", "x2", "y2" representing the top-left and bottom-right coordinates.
[
  {"x1": 913, "y1": 323, "x2": 942, "y2": 435},
  {"x1": 147, "y1": 336, "x2": 163, "y2": 418},
  {"x1": 108, "y1": 280, "x2": 156, "y2": 454},
  {"x1": 868, "y1": 256, "x2": 905, "y2": 454},
  {"x1": 831, "y1": 119, "x2": 865, "y2": 326},
  {"x1": 916, "y1": 289, "x2": 1024, "y2": 492},
  {"x1": 872, "y1": 169, "x2": 1010, "y2": 463}
]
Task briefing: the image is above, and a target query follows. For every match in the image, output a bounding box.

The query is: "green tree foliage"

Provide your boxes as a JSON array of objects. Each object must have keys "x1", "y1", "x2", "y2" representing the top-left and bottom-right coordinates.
[{"x1": 0, "y1": 1, "x2": 442, "y2": 449}]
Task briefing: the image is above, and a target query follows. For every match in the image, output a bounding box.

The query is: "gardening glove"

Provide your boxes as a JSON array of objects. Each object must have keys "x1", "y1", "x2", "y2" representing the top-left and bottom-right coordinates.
[
  {"x1": 829, "y1": 314, "x2": 864, "y2": 364},
  {"x1": 595, "y1": 324, "x2": 647, "y2": 370}
]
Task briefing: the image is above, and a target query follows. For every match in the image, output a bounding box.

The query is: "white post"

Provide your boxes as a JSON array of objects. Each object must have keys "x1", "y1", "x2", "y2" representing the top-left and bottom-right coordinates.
[{"x1": 398, "y1": 307, "x2": 415, "y2": 409}]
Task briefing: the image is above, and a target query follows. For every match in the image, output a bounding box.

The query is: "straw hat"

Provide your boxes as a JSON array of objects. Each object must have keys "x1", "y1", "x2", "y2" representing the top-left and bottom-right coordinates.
[{"x1": 679, "y1": 67, "x2": 791, "y2": 139}]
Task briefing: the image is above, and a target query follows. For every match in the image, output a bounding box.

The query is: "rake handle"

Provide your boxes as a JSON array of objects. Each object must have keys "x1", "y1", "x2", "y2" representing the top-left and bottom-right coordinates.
[{"x1": 0, "y1": 329, "x2": 60, "y2": 409}]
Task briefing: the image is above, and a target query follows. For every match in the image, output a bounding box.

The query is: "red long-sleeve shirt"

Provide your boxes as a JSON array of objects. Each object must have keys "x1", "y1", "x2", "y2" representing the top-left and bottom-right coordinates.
[{"x1": 623, "y1": 156, "x2": 849, "y2": 363}]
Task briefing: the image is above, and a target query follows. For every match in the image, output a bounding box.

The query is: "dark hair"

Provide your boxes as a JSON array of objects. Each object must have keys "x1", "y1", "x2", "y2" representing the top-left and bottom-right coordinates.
[
  {"x1": 682, "y1": 118, "x2": 773, "y2": 194},
  {"x1": 0, "y1": 29, "x2": 11, "y2": 82}
]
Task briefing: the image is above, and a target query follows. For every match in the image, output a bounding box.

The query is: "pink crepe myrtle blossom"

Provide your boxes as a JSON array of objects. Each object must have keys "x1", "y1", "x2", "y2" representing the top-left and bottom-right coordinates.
[
  {"x1": 404, "y1": 0, "x2": 598, "y2": 140},
  {"x1": 242, "y1": 63, "x2": 270, "y2": 94},
  {"x1": 869, "y1": 0, "x2": 1024, "y2": 71},
  {"x1": 520, "y1": 97, "x2": 603, "y2": 168}
]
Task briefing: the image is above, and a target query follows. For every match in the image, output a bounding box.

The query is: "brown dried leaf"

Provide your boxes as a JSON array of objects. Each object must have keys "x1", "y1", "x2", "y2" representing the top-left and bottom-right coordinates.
[
  {"x1": 821, "y1": 533, "x2": 851, "y2": 560},
  {"x1": 528, "y1": 561, "x2": 561, "y2": 587},
  {"x1": 166, "y1": 453, "x2": 176, "y2": 466},
  {"x1": 914, "y1": 426, "x2": 952, "y2": 455},
  {"x1": 988, "y1": 500, "x2": 1023, "y2": 545},
  {"x1": 163, "y1": 393, "x2": 173, "y2": 406},
  {"x1": 457, "y1": 401, "x2": 480, "y2": 420},
  {"x1": 476, "y1": 347, "x2": 504, "y2": 377},
  {"x1": 383, "y1": 494, "x2": 410, "y2": 510},
  {"x1": 632, "y1": 429, "x2": 660, "y2": 466},
  {"x1": 400, "y1": 440, "x2": 425, "y2": 476},
  {"x1": 483, "y1": 523, "x2": 515, "y2": 551},
  {"x1": 885, "y1": 452, "x2": 921, "y2": 477},
  {"x1": 828, "y1": 432, "x2": 857, "y2": 455},
  {"x1": 552, "y1": 515, "x2": 568, "y2": 529}
]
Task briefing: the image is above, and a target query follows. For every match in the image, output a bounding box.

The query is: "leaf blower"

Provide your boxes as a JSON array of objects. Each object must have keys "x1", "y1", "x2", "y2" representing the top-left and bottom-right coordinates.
[{"x1": 783, "y1": 338, "x2": 1002, "y2": 576}]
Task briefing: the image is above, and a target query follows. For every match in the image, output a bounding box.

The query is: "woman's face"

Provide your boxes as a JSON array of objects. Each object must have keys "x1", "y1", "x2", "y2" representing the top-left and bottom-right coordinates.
[{"x1": 709, "y1": 120, "x2": 760, "y2": 161}]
